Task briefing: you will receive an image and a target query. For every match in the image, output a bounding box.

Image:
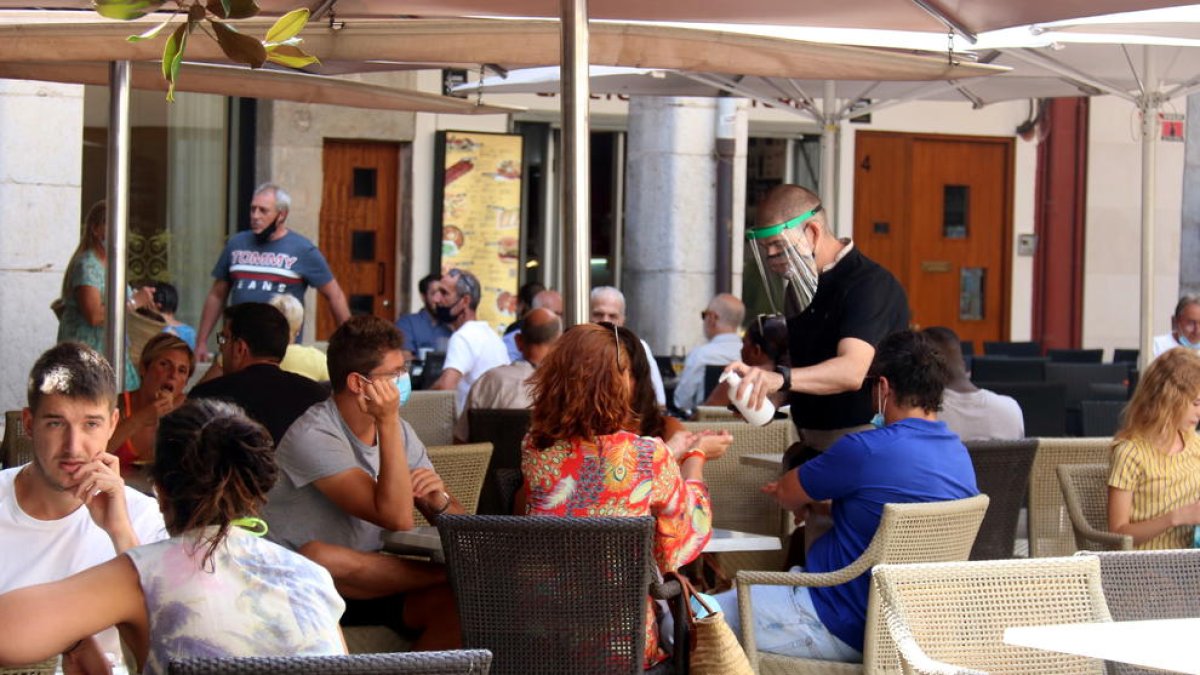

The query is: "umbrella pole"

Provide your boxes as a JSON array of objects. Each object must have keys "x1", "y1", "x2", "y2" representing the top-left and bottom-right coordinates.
[
  {"x1": 105, "y1": 60, "x2": 131, "y2": 390},
  {"x1": 561, "y1": 0, "x2": 591, "y2": 327},
  {"x1": 820, "y1": 81, "x2": 838, "y2": 227},
  {"x1": 1139, "y1": 47, "x2": 1158, "y2": 371}
]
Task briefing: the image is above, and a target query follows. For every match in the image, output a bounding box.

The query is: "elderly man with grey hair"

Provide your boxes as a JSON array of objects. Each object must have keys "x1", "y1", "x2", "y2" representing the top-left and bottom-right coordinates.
[
  {"x1": 674, "y1": 293, "x2": 746, "y2": 414},
  {"x1": 431, "y1": 268, "x2": 511, "y2": 413},
  {"x1": 195, "y1": 182, "x2": 351, "y2": 362},
  {"x1": 1152, "y1": 294, "x2": 1200, "y2": 358},
  {"x1": 589, "y1": 285, "x2": 666, "y2": 406}
]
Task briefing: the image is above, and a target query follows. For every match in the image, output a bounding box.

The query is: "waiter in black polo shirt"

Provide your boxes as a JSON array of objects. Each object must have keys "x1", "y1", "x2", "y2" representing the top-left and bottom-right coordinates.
[{"x1": 727, "y1": 184, "x2": 910, "y2": 457}]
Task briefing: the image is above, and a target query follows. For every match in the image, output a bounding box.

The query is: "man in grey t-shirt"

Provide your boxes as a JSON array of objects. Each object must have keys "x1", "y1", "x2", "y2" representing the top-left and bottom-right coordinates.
[{"x1": 262, "y1": 315, "x2": 462, "y2": 649}]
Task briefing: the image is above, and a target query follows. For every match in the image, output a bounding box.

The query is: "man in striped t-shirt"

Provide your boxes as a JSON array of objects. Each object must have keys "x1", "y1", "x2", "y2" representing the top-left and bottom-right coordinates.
[{"x1": 195, "y1": 182, "x2": 351, "y2": 361}]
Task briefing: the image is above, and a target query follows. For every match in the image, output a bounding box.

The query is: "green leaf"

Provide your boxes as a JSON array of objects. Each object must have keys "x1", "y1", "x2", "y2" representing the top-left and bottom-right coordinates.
[
  {"x1": 210, "y1": 19, "x2": 267, "y2": 68},
  {"x1": 93, "y1": 0, "x2": 166, "y2": 21},
  {"x1": 265, "y1": 44, "x2": 320, "y2": 69},
  {"x1": 205, "y1": 0, "x2": 259, "y2": 20},
  {"x1": 125, "y1": 13, "x2": 174, "y2": 42},
  {"x1": 264, "y1": 8, "x2": 309, "y2": 45},
  {"x1": 161, "y1": 22, "x2": 189, "y2": 102}
]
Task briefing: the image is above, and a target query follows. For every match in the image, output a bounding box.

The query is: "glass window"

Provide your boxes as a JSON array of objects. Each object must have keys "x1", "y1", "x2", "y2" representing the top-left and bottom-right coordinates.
[
  {"x1": 82, "y1": 87, "x2": 232, "y2": 333},
  {"x1": 943, "y1": 185, "x2": 969, "y2": 239}
]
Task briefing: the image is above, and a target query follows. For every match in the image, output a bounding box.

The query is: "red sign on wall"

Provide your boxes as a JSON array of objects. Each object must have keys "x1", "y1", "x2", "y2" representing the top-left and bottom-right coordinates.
[{"x1": 1161, "y1": 113, "x2": 1185, "y2": 142}]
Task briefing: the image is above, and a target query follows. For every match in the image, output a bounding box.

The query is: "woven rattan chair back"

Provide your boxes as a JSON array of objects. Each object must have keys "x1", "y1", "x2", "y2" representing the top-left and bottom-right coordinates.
[
  {"x1": 415, "y1": 443, "x2": 493, "y2": 526},
  {"x1": 681, "y1": 419, "x2": 796, "y2": 573},
  {"x1": 467, "y1": 408, "x2": 532, "y2": 514},
  {"x1": 1028, "y1": 438, "x2": 1112, "y2": 557},
  {"x1": 404, "y1": 391, "x2": 457, "y2": 446},
  {"x1": 0, "y1": 656, "x2": 56, "y2": 675},
  {"x1": 1093, "y1": 549, "x2": 1200, "y2": 675},
  {"x1": 167, "y1": 650, "x2": 494, "y2": 674},
  {"x1": 874, "y1": 556, "x2": 1111, "y2": 675},
  {"x1": 965, "y1": 440, "x2": 1037, "y2": 560},
  {"x1": 1057, "y1": 464, "x2": 1132, "y2": 552},
  {"x1": 1, "y1": 410, "x2": 33, "y2": 469},
  {"x1": 438, "y1": 515, "x2": 654, "y2": 675},
  {"x1": 737, "y1": 494, "x2": 990, "y2": 675}
]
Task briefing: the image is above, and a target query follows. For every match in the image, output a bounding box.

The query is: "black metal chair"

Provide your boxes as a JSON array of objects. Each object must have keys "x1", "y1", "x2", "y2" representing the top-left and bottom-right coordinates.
[
  {"x1": 982, "y1": 340, "x2": 1042, "y2": 357},
  {"x1": 703, "y1": 364, "x2": 725, "y2": 403},
  {"x1": 418, "y1": 351, "x2": 447, "y2": 390},
  {"x1": 168, "y1": 651, "x2": 494, "y2": 674},
  {"x1": 965, "y1": 439, "x2": 1038, "y2": 560},
  {"x1": 467, "y1": 409, "x2": 532, "y2": 514},
  {"x1": 960, "y1": 340, "x2": 975, "y2": 358},
  {"x1": 969, "y1": 356, "x2": 1047, "y2": 383},
  {"x1": 976, "y1": 381, "x2": 1068, "y2": 437},
  {"x1": 1047, "y1": 348, "x2": 1104, "y2": 363},
  {"x1": 1080, "y1": 400, "x2": 1125, "y2": 437},
  {"x1": 438, "y1": 515, "x2": 684, "y2": 675},
  {"x1": 1112, "y1": 348, "x2": 1139, "y2": 364}
]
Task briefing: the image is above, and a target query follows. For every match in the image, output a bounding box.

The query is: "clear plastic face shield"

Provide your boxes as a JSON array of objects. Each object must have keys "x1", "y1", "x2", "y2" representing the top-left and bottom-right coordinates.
[{"x1": 746, "y1": 206, "x2": 822, "y2": 316}]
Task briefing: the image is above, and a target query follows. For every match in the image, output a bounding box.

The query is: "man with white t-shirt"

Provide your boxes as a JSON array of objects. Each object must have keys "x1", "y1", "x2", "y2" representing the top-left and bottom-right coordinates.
[
  {"x1": 0, "y1": 343, "x2": 165, "y2": 669},
  {"x1": 429, "y1": 268, "x2": 510, "y2": 413},
  {"x1": 923, "y1": 327, "x2": 1024, "y2": 441},
  {"x1": 590, "y1": 286, "x2": 666, "y2": 406}
]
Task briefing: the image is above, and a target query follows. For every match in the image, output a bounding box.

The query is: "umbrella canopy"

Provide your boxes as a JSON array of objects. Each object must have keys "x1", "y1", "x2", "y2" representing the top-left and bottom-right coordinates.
[
  {"x1": 0, "y1": 60, "x2": 519, "y2": 113},
  {"x1": 2, "y1": 0, "x2": 1191, "y2": 38},
  {"x1": 0, "y1": 14, "x2": 1004, "y2": 82}
]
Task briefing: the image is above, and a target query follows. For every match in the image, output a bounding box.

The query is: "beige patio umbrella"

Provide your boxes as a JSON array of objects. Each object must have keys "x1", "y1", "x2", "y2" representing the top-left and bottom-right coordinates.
[{"x1": 0, "y1": 60, "x2": 518, "y2": 113}]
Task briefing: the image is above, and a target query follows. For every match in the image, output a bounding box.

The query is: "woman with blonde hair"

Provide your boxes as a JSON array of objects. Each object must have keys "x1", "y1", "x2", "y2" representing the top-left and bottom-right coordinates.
[
  {"x1": 108, "y1": 333, "x2": 194, "y2": 467},
  {"x1": 56, "y1": 200, "x2": 141, "y2": 388},
  {"x1": 523, "y1": 323, "x2": 722, "y2": 669},
  {"x1": 1108, "y1": 347, "x2": 1200, "y2": 549}
]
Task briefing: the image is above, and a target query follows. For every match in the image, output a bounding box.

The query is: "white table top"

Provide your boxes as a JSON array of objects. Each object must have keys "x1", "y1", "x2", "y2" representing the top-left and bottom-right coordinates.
[
  {"x1": 1004, "y1": 618, "x2": 1200, "y2": 674},
  {"x1": 382, "y1": 526, "x2": 780, "y2": 555},
  {"x1": 739, "y1": 452, "x2": 784, "y2": 469}
]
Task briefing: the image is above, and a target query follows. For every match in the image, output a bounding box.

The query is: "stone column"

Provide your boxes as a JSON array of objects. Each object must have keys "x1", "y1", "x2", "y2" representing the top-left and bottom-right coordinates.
[
  {"x1": 623, "y1": 96, "x2": 747, "y2": 356},
  {"x1": 0, "y1": 79, "x2": 84, "y2": 412}
]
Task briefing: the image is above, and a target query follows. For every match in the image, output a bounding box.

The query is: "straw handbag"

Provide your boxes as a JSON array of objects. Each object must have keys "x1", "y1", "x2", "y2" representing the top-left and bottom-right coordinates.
[{"x1": 673, "y1": 573, "x2": 753, "y2": 675}]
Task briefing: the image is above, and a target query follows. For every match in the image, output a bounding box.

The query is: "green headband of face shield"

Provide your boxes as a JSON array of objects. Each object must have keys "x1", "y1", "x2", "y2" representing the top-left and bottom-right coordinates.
[{"x1": 745, "y1": 205, "x2": 823, "y2": 240}]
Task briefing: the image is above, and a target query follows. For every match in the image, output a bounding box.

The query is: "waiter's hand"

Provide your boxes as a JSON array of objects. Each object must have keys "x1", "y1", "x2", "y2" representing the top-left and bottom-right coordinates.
[{"x1": 724, "y1": 361, "x2": 786, "y2": 412}]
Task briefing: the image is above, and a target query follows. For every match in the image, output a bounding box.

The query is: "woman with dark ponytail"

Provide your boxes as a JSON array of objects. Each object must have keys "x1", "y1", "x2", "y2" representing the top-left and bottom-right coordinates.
[{"x1": 0, "y1": 399, "x2": 346, "y2": 672}]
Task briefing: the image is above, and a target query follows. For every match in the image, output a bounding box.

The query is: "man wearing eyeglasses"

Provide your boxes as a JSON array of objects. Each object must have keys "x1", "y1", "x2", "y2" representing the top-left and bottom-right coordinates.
[
  {"x1": 727, "y1": 185, "x2": 910, "y2": 454},
  {"x1": 188, "y1": 302, "x2": 328, "y2": 445},
  {"x1": 674, "y1": 294, "x2": 745, "y2": 414},
  {"x1": 263, "y1": 315, "x2": 462, "y2": 650}
]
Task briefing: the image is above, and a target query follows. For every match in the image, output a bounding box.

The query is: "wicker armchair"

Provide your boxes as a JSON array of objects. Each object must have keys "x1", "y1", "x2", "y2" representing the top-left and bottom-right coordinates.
[
  {"x1": 1092, "y1": 549, "x2": 1200, "y2": 675},
  {"x1": 873, "y1": 556, "x2": 1111, "y2": 675},
  {"x1": 681, "y1": 419, "x2": 797, "y2": 574},
  {"x1": 167, "y1": 650, "x2": 493, "y2": 674},
  {"x1": 964, "y1": 440, "x2": 1037, "y2": 560},
  {"x1": 736, "y1": 494, "x2": 990, "y2": 675},
  {"x1": 417, "y1": 443, "x2": 493, "y2": 526},
  {"x1": 467, "y1": 408, "x2": 532, "y2": 514},
  {"x1": 405, "y1": 391, "x2": 457, "y2": 446},
  {"x1": 1027, "y1": 438, "x2": 1112, "y2": 557},
  {"x1": 1056, "y1": 464, "x2": 1132, "y2": 552},
  {"x1": 437, "y1": 515, "x2": 684, "y2": 675},
  {"x1": 1, "y1": 410, "x2": 32, "y2": 469}
]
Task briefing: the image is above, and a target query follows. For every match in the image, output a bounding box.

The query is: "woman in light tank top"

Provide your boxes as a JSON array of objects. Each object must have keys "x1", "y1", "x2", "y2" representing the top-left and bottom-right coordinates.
[{"x1": 0, "y1": 399, "x2": 345, "y2": 672}]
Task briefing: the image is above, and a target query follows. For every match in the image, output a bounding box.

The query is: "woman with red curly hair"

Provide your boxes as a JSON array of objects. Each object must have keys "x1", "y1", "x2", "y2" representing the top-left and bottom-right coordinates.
[{"x1": 523, "y1": 322, "x2": 720, "y2": 668}]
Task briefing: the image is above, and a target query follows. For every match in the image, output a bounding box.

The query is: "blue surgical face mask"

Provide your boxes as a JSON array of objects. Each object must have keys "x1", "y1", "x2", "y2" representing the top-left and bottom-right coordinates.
[
  {"x1": 1180, "y1": 335, "x2": 1200, "y2": 350},
  {"x1": 870, "y1": 412, "x2": 886, "y2": 429},
  {"x1": 395, "y1": 372, "x2": 412, "y2": 406}
]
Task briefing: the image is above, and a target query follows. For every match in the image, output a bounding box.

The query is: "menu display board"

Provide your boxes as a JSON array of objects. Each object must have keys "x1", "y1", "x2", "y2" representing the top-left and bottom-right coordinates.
[{"x1": 435, "y1": 131, "x2": 524, "y2": 334}]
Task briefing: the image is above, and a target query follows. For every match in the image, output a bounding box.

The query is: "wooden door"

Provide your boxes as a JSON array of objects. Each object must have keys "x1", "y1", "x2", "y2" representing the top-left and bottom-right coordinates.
[
  {"x1": 318, "y1": 140, "x2": 401, "y2": 340},
  {"x1": 854, "y1": 132, "x2": 1013, "y2": 351}
]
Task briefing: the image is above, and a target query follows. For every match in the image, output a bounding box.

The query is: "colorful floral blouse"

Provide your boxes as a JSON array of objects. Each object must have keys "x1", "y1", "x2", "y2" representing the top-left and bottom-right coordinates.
[{"x1": 523, "y1": 431, "x2": 713, "y2": 667}]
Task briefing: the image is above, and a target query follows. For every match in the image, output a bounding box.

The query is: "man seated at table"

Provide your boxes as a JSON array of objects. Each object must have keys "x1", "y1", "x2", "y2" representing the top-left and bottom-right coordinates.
[
  {"x1": 188, "y1": 302, "x2": 328, "y2": 445},
  {"x1": 1, "y1": 343, "x2": 166, "y2": 669},
  {"x1": 922, "y1": 326, "x2": 1024, "y2": 441},
  {"x1": 262, "y1": 315, "x2": 462, "y2": 650},
  {"x1": 716, "y1": 329, "x2": 978, "y2": 662}
]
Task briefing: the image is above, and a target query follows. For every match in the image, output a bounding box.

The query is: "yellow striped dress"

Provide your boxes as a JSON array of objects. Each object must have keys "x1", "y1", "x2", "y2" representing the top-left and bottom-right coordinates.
[{"x1": 1109, "y1": 432, "x2": 1200, "y2": 550}]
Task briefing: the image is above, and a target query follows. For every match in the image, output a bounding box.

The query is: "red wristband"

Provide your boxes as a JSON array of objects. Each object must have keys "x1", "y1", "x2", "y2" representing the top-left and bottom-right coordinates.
[{"x1": 681, "y1": 449, "x2": 706, "y2": 464}]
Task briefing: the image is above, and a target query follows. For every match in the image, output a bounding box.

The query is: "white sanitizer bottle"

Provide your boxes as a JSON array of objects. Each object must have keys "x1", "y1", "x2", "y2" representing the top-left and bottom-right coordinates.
[{"x1": 719, "y1": 370, "x2": 776, "y2": 426}]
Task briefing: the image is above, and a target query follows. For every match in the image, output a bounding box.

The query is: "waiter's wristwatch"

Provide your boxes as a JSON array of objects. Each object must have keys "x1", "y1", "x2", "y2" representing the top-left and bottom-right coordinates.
[{"x1": 775, "y1": 364, "x2": 792, "y2": 392}]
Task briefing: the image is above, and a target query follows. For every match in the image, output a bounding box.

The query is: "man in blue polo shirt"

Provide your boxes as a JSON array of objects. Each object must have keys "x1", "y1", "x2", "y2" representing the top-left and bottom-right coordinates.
[
  {"x1": 717, "y1": 329, "x2": 978, "y2": 662},
  {"x1": 195, "y1": 182, "x2": 351, "y2": 361}
]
